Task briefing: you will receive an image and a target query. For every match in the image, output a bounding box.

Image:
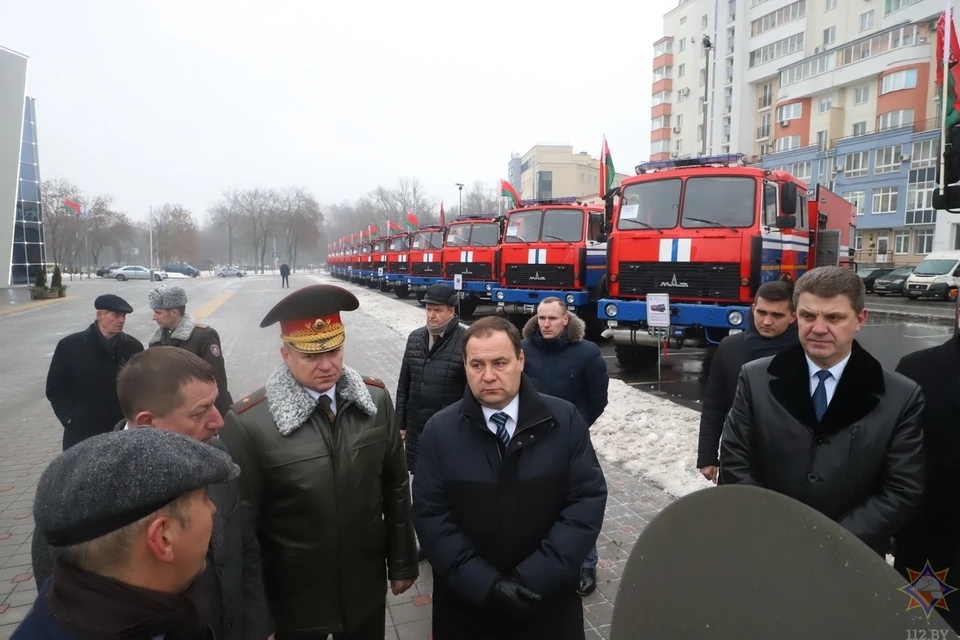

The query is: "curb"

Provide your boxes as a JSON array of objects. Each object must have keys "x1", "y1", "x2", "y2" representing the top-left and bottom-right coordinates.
[
  {"x1": 867, "y1": 308, "x2": 954, "y2": 326},
  {"x1": 0, "y1": 295, "x2": 80, "y2": 317}
]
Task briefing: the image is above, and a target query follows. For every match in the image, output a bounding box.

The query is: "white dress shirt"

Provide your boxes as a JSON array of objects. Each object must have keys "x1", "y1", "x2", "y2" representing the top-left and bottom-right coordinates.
[
  {"x1": 481, "y1": 394, "x2": 521, "y2": 440},
  {"x1": 805, "y1": 351, "x2": 851, "y2": 406},
  {"x1": 305, "y1": 386, "x2": 338, "y2": 416}
]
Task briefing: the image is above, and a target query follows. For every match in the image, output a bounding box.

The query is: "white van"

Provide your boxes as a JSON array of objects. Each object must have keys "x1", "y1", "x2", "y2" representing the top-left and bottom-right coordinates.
[{"x1": 903, "y1": 250, "x2": 960, "y2": 301}]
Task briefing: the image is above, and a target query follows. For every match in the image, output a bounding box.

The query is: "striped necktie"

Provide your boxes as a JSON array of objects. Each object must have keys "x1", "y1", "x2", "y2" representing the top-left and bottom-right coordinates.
[{"x1": 490, "y1": 411, "x2": 510, "y2": 446}]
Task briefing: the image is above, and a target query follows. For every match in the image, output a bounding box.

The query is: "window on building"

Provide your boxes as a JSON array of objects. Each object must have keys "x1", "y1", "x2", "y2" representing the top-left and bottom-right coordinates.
[
  {"x1": 751, "y1": 0, "x2": 806, "y2": 37},
  {"x1": 874, "y1": 145, "x2": 903, "y2": 174},
  {"x1": 652, "y1": 90, "x2": 672, "y2": 106},
  {"x1": 749, "y1": 32, "x2": 805, "y2": 67},
  {"x1": 885, "y1": 0, "x2": 921, "y2": 15},
  {"x1": 894, "y1": 231, "x2": 911, "y2": 254},
  {"x1": 823, "y1": 27, "x2": 836, "y2": 45},
  {"x1": 854, "y1": 231, "x2": 864, "y2": 251},
  {"x1": 880, "y1": 69, "x2": 918, "y2": 95},
  {"x1": 844, "y1": 151, "x2": 869, "y2": 178},
  {"x1": 819, "y1": 97, "x2": 832, "y2": 114},
  {"x1": 906, "y1": 168, "x2": 936, "y2": 223},
  {"x1": 878, "y1": 109, "x2": 914, "y2": 131},
  {"x1": 860, "y1": 10, "x2": 874, "y2": 31},
  {"x1": 826, "y1": 0, "x2": 837, "y2": 9},
  {"x1": 678, "y1": 63, "x2": 686, "y2": 77},
  {"x1": 698, "y1": 124, "x2": 704, "y2": 142},
  {"x1": 854, "y1": 85, "x2": 869, "y2": 105},
  {"x1": 680, "y1": 16, "x2": 687, "y2": 24},
  {"x1": 651, "y1": 115, "x2": 671, "y2": 131},
  {"x1": 651, "y1": 140, "x2": 671, "y2": 154},
  {"x1": 654, "y1": 66, "x2": 672, "y2": 82},
  {"x1": 816, "y1": 130, "x2": 828, "y2": 151},
  {"x1": 915, "y1": 228, "x2": 934, "y2": 254},
  {"x1": 775, "y1": 136, "x2": 801, "y2": 152},
  {"x1": 853, "y1": 121, "x2": 867, "y2": 136},
  {"x1": 844, "y1": 190, "x2": 866, "y2": 215},
  {"x1": 676, "y1": 114, "x2": 684, "y2": 128},
  {"x1": 872, "y1": 187, "x2": 899, "y2": 214},
  {"x1": 912, "y1": 139, "x2": 937, "y2": 168},
  {"x1": 676, "y1": 139, "x2": 684, "y2": 153},
  {"x1": 679, "y1": 38, "x2": 686, "y2": 51},
  {"x1": 791, "y1": 161, "x2": 812, "y2": 182},
  {"x1": 654, "y1": 41, "x2": 673, "y2": 57},
  {"x1": 699, "y1": 69, "x2": 706, "y2": 86},
  {"x1": 776, "y1": 103, "x2": 803, "y2": 121},
  {"x1": 702, "y1": 14, "x2": 708, "y2": 28}
]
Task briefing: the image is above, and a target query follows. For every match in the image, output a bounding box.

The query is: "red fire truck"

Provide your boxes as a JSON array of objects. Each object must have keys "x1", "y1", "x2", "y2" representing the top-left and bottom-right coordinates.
[
  {"x1": 403, "y1": 225, "x2": 445, "y2": 303},
  {"x1": 597, "y1": 153, "x2": 856, "y2": 369},
  {"x1": 440, "y1": 214, "x2": 503, "y2": 317},
  {"x1": 491, "y1": 197, "x2": 607, "y2": 334},
  {"x1": 384, "y1": 232, "x2": 411, "y2": 298}
]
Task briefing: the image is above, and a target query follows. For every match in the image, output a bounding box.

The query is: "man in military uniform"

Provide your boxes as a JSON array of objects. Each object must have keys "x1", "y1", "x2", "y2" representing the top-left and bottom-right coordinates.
[
  {"x1": 220, "y1": 284, "x2": 417, "y2": 640},
  {"x1": 149, "y1": 285, "x2": 234, "y2": 416}
]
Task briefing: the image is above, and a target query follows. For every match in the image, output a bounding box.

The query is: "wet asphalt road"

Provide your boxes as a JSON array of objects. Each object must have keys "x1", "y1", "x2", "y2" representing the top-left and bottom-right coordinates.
[{"x1": 382, "y1": 289, "x2": 956, "y2": 413}]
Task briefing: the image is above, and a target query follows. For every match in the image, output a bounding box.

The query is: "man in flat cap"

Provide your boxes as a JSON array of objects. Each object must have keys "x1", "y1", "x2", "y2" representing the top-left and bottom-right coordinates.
[
  {"x1": 220, "y1": 284, "x2": 418, "y2": 640},
  {"x1": 149, "y1": 284, "x2": 234, "y2": 416},
  {"x1": 32, "y1": 346, "x2": 273, "y2": 640},
  {"x1": 46, "y1": 294, "x2": 144, "y2": 450},
  {"x1": 15, "y1": 428, "x2": 238, "y2": 640}
]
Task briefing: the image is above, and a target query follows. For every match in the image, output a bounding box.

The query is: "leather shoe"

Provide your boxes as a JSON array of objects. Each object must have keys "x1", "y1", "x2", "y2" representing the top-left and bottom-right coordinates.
[{"x1": 578, "y1": 567, "x2": 597, "y2": 597}]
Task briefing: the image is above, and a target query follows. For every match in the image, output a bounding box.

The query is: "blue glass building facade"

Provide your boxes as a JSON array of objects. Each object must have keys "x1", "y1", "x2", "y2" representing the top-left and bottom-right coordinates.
[
  {"x1": 762, "y1": 120, "x2": 941, "y2": 267},
  {"x1": 10, "y1": 96, "x2": 45, "y2": 285}
]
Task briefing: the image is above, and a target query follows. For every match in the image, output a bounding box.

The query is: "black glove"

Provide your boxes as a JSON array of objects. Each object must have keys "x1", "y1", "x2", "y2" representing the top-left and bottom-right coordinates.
[{"x1": 488, "y1": 577, "x2": 542, "y2": 616}]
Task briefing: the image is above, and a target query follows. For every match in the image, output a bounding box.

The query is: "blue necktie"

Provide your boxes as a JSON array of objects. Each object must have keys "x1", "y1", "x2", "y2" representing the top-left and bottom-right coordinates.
[
  {"x1": 490, "y1": 411, "x2": 511, "y2": 446},
  {"x1": 812, "y1": 370, "x2": 832, "y2": 422}
]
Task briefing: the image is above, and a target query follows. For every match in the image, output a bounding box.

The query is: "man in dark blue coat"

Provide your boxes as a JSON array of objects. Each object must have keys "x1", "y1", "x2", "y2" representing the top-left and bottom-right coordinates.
[
  {"x1": 521, "y1": 297, "x2": 608, "y2": 596},
  {"x1": 413, "y1": 316, "x2": 607, "y2": 640}
]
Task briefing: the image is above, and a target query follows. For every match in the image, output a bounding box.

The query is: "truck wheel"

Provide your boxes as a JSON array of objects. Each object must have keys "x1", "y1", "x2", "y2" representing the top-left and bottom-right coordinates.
[
  {"x1": 394, "y1": 285, "x2": 410, "y2": 299},
  {"x1": 458, "y1": 297, "x2": 479, "y2": 318},
  {"x1": 615, "y1": 344, "x2": 659, "y2": 371}
]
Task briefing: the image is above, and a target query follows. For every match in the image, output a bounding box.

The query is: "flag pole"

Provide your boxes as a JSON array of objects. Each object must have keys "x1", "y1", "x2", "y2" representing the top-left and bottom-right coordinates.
[{"x1": 942, "y1": 0, "x2": 952, "y2": 194}]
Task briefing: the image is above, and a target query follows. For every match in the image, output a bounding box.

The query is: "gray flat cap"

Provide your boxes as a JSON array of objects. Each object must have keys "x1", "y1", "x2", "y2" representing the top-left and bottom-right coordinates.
[
  {"x1": 35, "y1": 428, "x2": 239, "y2": 547},
  {"x1": 148, "y1": 285, "x2": 188, "y2": 310}
]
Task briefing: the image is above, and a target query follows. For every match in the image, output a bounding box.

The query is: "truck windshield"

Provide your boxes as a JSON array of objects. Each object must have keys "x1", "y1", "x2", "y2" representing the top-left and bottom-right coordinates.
[
  {"x1": 389, "y1": 237, "x2": 407, "y2": 252},
  {"x1": 681, "y1": 177, "x2": 757, "y2": 229},
  {"x1": 913, "y1": 259, "x2": 958, "y2": 276},
  {"x1": 362, "y1": 244, "x2": 372, "y2": 254},
  {"x1": 375, "y1": 241, "x2": 388, "y2": 252},
  {"x1": 618, "y1": 179, "x2": 681, "y2": 230},
  {"x1": 411, "y1": 232, "x2": 443, "y2": 250},
  {"x1": 469, "y1": 223, "x2": 500, "y2": 247},
  {"x1": 505, "y1": 209, "x2": 583, "y2": 243},
  {"x1": 446, "y1": 225, "x2": 471, "y2": 246}
]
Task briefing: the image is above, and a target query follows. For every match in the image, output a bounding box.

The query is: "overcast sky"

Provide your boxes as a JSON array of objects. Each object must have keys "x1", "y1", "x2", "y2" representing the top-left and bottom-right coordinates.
[{"x1": 1, "y1": 0, "x2": 678, "y2": 221}]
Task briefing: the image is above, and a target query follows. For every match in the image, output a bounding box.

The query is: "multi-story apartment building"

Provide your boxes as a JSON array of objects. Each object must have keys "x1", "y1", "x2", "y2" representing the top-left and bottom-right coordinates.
[
  {"x1": 512, "y1": 144, "x2": 630, "y2": 202},
  {"x1": 653, "y1": 0, "x2": 953, "y2": 266}
]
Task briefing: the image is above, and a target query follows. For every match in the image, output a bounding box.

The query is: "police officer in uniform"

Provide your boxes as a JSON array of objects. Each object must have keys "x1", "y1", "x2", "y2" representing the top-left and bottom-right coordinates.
[
  {"x1": 148, "y1": 285, "x2": 234, "y2": 416},
  {"x1": 219, "y1": 284, "x2": 417, "y2": 640}
]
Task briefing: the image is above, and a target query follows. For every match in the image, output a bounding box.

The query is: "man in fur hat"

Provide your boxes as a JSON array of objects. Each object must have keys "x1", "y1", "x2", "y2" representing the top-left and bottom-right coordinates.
[
  {"x1": 149, "y1": 285, "x2": 234, "y2": 416},
  {"x1": 219, "y1": 284, "x2": 418, "y2": 640}
]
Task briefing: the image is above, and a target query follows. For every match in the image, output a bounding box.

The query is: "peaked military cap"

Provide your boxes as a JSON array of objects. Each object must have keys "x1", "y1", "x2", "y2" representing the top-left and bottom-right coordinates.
[
  {"x1": 149, "y1": 285, "x2": 188, "y2": 310},
  {"x1": 609, "y1": 485, "x2": 953, "y2": 638},
  {"x1": 94, "y1": 294, "x2": 133, "y2": 314},
  {"x1": 260, "y1": 284, "x2": 360, "y2": 354},
  {"x1": 35, "y1": 428, "x2": 239, "y2": 547}
]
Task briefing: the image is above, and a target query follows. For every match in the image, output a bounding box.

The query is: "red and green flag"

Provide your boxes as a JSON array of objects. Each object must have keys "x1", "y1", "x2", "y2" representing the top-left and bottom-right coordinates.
[
  {"x1": 939, "y1": 9, "x2": 960, "y2": 129},
  {"x1": 368, "y1": 225, "x2": 378, "y2": 237},
  {"x1": 405, "y1": 212, "x2": 419, "y2": 231},
  {"x1": 439, "y1": 201, "x2": 445, "y2": 227},
  {"x1": 500, "y1": 179, "x2": 520, "y2": 209},
  {"x1": 62, "y1": 198, "x2": 87, "y2": 219},
  {"x1": 388, "y1": 220, "x2": 403, "y2": 233},
  {"x1": 599, "y1": 136, "x2": 615, "y2": 197}
]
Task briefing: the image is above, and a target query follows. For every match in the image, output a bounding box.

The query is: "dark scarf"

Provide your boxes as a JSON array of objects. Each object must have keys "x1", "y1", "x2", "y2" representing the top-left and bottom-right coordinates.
[
  {"x1": 92, "y1": 322, "x2": 123, "y2": 357},
  {"x1": 47, "y1": 562, "x2": 210, "y2": 640},
  {"x1": 743, "y1": 320, "x2": 800, "y2": 360}
]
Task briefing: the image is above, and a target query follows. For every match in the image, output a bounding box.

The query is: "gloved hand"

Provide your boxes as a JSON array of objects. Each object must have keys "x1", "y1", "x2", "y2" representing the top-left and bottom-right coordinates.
[{"x1": 488, "y1": 577, "x2": 542, "y2": 616}]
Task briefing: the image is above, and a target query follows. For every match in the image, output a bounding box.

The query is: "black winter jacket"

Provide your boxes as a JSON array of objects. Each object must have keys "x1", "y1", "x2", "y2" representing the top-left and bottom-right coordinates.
[
  {"x1": 395, "y1": 319, "x2": 467, "y2": 473},
  {"x1": 520, "y1": 314, "x2": 608, "y2": 427},
  {"x1": 697, "y1": 322, "x2": 799, "y2": 468},
  {"x1": 719, "y1": 341, "x2": 925, "y2": 553},
  {"x1": 45, "y1": 323, "x2": 144, "y2": 450},
  {"x1": 411, "y1": 375, "x2": 607, "y2": 640}
]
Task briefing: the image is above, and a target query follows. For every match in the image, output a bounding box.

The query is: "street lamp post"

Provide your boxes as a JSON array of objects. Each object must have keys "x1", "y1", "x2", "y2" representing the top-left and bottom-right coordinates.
[
  {"x1": 701, "y1": 35, "x2": 713, "y2": 157},
  {"x1": 455, "y1": 183, "x2": 464, "y2": 216}
]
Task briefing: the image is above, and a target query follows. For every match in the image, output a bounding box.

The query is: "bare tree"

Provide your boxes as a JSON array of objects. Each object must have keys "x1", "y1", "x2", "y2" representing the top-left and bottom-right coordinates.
[
  {"x1": 462, "y1": 181, "x2": 500, "y2": 217},
  {"x1": 233, "y1": 188, "x2": 280, "y2": 273},
  {"x1": 153, "y1": 204, "x2": 199, "y2": 265},
  {"x1": 208, "y1": 188, "x2": 244, "y2": 265},
  {"x1": 40, "y1": 178, "x2": 83, "y2": 268}
]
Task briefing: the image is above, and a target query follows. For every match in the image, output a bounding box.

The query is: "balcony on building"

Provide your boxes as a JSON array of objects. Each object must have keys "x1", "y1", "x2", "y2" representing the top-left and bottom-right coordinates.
[
  {"x1": 881, "y1": 0, "x2": 942, "y2": 31},
  {"x1": 744, "y1": 30, "x2": 806, "y2": 85}
]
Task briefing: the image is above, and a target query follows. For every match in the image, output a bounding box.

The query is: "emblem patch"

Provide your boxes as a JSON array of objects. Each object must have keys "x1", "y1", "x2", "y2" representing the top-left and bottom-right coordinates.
[
  {"x1": 210, "y1": 344, "x2": 221, "y2": 357},
  {"x1": 312, "y1": 318, "x2": 328, "y2": 332}
]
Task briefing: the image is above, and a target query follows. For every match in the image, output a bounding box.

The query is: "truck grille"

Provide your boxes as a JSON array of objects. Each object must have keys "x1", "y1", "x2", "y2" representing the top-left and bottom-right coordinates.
[
  {"x1": 412, "y1": 262, "x2": 442, "y2": 276},
  {"x1": 445, "y1": 262, "x2": 492, "y2": 280},
  {"x1": 618, "y1": 262, "x2": 741, "y2": 299},
  {"x1": 505, "y1": 264, "x2": 575, "y2": 288},
  {"x1": 387, "y1": 262, "x2": 407, "y2": 274}
]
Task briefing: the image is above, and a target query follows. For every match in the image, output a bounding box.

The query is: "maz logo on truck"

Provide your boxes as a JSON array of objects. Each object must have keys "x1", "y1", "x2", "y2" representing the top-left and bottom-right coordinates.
[
  {"x1": 529, "y1": 271, "x2": 547, "y2": 281},
  {"x1": 660, "y1": 274, "x2": 689, "y2": 288}
]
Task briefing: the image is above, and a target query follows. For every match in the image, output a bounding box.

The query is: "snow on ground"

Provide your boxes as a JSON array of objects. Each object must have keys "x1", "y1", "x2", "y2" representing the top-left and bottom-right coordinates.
[{"x1": 315, "y1": 274, "x2": 713, "y2": 499}]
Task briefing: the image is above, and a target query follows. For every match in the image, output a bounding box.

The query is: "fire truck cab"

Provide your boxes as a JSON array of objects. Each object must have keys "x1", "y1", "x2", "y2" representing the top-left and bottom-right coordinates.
[
  {"x1": 440, "y1": 214, "x2": 502, "y2": 318},
  {"x1": 403, "y1": 225, "x2": 445, "y2": 302},
  {"x1": 597, "y1": 153, "x2": 855, "y2": 369},
  {"x1": 491, "y1": 197, "x2": 606, "y2": 331},
  {"x1": 367, "y1": 238, "x2": 389, "y2": 289},
  {"x1": 352, "y1": 240, "x2": 374, "y2": 285},
  {"x1": 384, "y1": 233, "x2": 412, "y2": 298}
]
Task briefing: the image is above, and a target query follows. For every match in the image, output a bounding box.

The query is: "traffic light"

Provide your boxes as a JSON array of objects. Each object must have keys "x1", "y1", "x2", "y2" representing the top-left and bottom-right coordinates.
[{"x1": 933, "y1": 123, "x2": 960, "y2": 211}]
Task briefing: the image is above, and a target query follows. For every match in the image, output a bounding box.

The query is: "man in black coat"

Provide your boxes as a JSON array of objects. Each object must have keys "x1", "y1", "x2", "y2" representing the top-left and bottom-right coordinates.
[
  {"x1": 697, "y1": 280, "x2": 799, "y2": 483},
  {"x1": 894, "y1": 333, "x2": 960, "y2": 632},
  {"x1": 412, "y1": 316, "x2": 607, "y2": 640},
  {"x1": 33, "y1": 347, "x2": 273, "y2": 640},
  {"x1": 45, "y1": 294, "x2": 144, "y2": 450},
  {"x1": 396, "y1": 283, "x2": 467, "y2": 474},
  {"x1": 719, "y1": 266, "x2": 925, "y2": 554},
  {"x1": 279, "y1": 263, "x2": 290, "y2": 288},
  {"x1": 520, "y1": 297, "x2": 607, "y2": 597}
]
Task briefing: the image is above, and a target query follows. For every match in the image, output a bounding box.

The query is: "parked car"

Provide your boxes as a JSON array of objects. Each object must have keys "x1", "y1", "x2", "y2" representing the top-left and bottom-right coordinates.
[
  {"x1": 872, "y1": 266, "x2": 915, "y2": 296},
  {"x1": 215, "y1": 266, "x2": 246, "y2": 277},
  {"x1": 164, "y1": 263, "x2": 201, "y2": 277},
  {"x1": 856, "y1": 267, "x2": 895, "y2": 293},
  {"x1": 96, "y1": 263, "x2": 122, "y2": 278},
  {"x1": 108, "y1": 265, "x2": 168, "y2": 281},
  {"x1": 903, "y1": 250, "x2": 960, "y2": 301}
]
